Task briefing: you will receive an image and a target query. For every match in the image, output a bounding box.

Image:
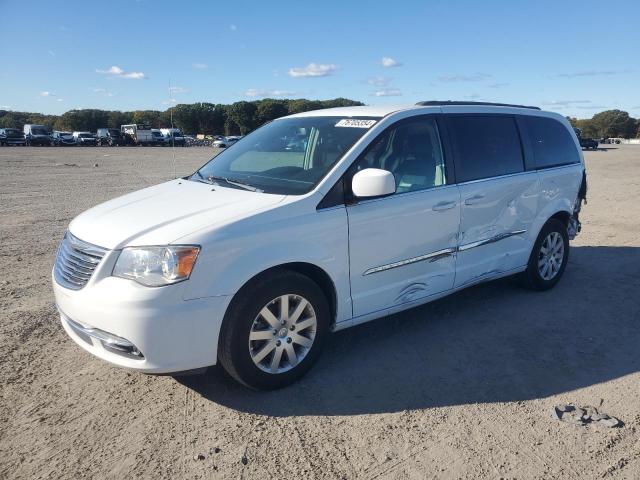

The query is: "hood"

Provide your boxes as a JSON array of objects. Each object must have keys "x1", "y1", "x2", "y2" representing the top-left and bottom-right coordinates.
[{"x1": 69, "y1": 179, "x2": 286, "y2": 249}]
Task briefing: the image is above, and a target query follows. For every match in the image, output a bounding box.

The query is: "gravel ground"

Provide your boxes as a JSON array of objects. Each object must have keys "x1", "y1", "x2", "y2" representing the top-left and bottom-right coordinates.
[{"x1": 0, "y1": 144, "x2": 639, "y2": 479}]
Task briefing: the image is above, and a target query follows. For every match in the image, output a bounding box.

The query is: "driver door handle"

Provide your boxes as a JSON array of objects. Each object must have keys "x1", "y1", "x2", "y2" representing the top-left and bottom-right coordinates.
[
  {"x1": 432, "y1": 201, "x2": 457, "y2": 211},
  {"x1": 464, "y1": 194, "x2": 486, "y2": 205}
]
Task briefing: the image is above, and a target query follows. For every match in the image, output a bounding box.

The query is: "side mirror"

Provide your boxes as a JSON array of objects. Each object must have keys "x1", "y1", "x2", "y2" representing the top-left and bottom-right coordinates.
[{"x1": 352, "y1": 168, "x2": 396, "y2": 198}]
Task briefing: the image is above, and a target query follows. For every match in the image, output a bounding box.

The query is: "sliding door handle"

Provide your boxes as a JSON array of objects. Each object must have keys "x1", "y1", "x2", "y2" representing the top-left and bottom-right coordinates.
[
  {"x1": 432, "y1": 201, "x2": 457, "y2": 211},
  {"x1": 464, "y1": 194, "x2": 486, "y2": 205}
]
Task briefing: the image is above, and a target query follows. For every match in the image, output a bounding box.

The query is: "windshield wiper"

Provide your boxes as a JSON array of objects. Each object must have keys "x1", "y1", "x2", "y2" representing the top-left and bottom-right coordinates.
[
  {"x1": 190, "y1": 170, "x2": 210, "y2": 185},
  {"x1": 207, "y1": 175, "x2": 262, "y2": 192}
]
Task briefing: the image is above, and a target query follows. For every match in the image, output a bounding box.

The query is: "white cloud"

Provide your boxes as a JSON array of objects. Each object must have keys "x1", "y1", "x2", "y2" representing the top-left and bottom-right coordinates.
[
  {"x1": 245, "y1": 88, "x2": 296, "y2": 98},
  {"x1": 488, "y1": 82, "x2": 509, "y2": 88},
  {"x1": 96, "y1": 65, "x2": 147, "y2": 79},
  {"x1": 192, "y1": 63, "x2": 208, "y2": 69},
  {"x1": 541, "y1": 100, "x2": 591, "y2": 106},
  {"x1": 438, "y1": 73, "x2": 492, "y2": 82},
  {"x1": 40, "y1": 91, "x2": 56, "y2": 97},
  {"x1": 48, "y1": 50, "x2": 55, "y2": 57},
  {"x1": 367, "y1": 76, "x2": 392, "y2": 87},
  {"x1": 288, "y1": 63, "x2": 337, "y2": 78},
  {"x1": 0, "y1": 105, "x2": 13, "y2": 109},
  {"x1": 381, "y1": 57, "x2": 402, "y2": 68},
  {"x1": 169, "y1": 86, "x2": 190, "y2": 94},
  {"x1": 229, "y1": 24, "x2": 237, "y2": 31},
  {"x1": 558, "y1": 70, "x2": 620, "y2": 78},
  {"x1": 57, "y1": 98, "x2": 63, "y2": 102},
  {"x1": 91, "y1": 87, "x2": 116, "y2": 97},
  {"x1": 372, "y1": 89, "x2": 402, "y2": 97},
  {"x1": 162, "y1": 99, "x2": 178, "y2": 105}
]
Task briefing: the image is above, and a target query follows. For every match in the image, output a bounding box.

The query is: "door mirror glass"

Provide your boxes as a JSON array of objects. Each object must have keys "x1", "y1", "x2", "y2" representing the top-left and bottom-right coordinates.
[{"x1": 352, "y1": 168, "x2": 396, "y2": 198}]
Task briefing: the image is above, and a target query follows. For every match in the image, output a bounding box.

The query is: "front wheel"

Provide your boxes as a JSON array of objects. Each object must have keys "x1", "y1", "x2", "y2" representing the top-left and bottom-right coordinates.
[
  {"x1": 218, "y1": 270, "x2": 330, "y2": 390},
  {"x1": 520, "y1": 219, "x2": 569, "y2": 290}
]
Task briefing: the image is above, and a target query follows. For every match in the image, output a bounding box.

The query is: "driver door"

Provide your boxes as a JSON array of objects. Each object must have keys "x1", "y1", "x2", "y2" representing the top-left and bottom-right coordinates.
[{"x1": 347, "y1": 115, "x2": 460, "y2": 318}]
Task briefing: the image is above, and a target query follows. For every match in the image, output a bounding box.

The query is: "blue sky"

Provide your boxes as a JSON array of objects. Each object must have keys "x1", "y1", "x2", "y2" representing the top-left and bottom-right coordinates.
[{"x1": 1, "y1": 0, "x2": 638, "y2": 118}]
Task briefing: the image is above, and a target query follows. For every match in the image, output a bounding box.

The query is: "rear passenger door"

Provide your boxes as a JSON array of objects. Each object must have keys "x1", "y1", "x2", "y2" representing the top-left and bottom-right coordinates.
[{"x1": 446, "y1": 113, "x2": 539, "y2": 288}]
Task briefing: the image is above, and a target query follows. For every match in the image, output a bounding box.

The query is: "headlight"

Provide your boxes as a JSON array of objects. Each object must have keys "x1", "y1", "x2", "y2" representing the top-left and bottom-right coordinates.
[{"x1": 113, "y1": 245, "x2": 200, "y2": 287}]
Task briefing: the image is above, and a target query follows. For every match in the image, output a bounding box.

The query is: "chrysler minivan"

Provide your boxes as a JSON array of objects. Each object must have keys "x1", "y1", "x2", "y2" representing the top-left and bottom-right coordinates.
[{"x1": 52, "y1": 102, "x2": 587, "y2": 389}]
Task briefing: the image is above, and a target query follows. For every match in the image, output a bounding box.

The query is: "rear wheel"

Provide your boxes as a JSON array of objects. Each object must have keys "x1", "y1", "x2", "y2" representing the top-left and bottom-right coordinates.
[
  {"x1": 520, "y1": 219, "x2": 569, "y2": 290},
  {"x1": 218, "y1": 270, "x2": 329, "y2": 389}
]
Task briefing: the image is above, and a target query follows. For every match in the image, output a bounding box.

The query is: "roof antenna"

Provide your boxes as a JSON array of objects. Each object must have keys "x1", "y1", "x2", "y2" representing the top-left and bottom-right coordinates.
[{"x1": 169, "y1": 79, "x2": 176, "y2": 179}]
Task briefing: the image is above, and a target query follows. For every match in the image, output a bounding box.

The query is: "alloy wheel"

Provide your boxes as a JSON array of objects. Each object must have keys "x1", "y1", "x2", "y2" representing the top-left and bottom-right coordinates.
[
  {"x1": 248, "y1": 294, "x2": 317, "y2": 374},
  {"x1": 538, "y1": 231, "x2": 565, "y2": 281}
]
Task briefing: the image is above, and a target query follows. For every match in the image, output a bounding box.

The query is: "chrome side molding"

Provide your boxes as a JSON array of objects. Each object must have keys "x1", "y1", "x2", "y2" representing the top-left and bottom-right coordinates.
[
  {"x1": 457, "y1": 230, "x2": 527, "y2": 252},
  {"x1": 363, "y1": 248, "x2": 456, "y2": 276},
  {"x1": 363, "y1": 230, "x2": 527, "y2": 276}
]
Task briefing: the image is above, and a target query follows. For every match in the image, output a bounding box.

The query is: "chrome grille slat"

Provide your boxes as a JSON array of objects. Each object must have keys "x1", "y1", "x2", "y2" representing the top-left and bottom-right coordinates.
[
  {"x1": 60, "y1": 241, "x2": 101, "y2": 265},
  {"x1": 55, "y1": 267, "x2": 85, "y2": 286},
  {"x1": 54, "y1": 232, "x2": 107, "y2": 290},
  {"x1": 57, "y1": 262, "x2": 91, "y2": 281},
  {"x1": 57, "y1": 247, "x2": 96, "y2": 274}
]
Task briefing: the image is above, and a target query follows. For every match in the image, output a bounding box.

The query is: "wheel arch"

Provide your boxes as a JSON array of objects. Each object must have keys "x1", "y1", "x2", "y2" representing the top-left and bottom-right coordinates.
[
  {"x1": 529, "y1": 204, "x2": 573, "y2": 251},
  {"x1": 224, "y1": 262, "x2": 338, "y2": 327}
]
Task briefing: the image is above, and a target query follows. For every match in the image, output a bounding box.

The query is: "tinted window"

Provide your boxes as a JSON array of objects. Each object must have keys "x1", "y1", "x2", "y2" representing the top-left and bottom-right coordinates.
[
  {"x1": 350, "y1": 117, "x2": 446, "y2": 194},
  {"x1": 525, "y1": 116, "x2": 580, "y2": 169},
  {"x1": 448, "y1": 115, "x2": 524, "y2": 182}
]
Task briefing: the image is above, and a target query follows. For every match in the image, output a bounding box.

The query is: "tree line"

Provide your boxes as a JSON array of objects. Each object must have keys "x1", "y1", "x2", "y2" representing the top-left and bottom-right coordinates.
[
  {"x1": 1, "y1": 101, "x2": 638, "y2": 139},
  {"x1": 0, "y1": 98, "x2": 363, "y2": 136},
  {"x1": 567, "y1": 109, "x2": 639, "y2": 139}
]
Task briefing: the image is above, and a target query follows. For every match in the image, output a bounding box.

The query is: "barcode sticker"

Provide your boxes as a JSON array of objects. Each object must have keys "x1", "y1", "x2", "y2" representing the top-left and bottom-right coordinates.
[{"x1": 335, "y1": 119, "x2": 377, "y2": 128}]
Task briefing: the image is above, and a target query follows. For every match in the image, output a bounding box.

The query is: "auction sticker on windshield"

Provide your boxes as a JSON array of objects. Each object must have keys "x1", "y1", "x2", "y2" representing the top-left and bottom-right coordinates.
[{"x1": 335, "y1": 119, "x2": 377, "y2": 128}]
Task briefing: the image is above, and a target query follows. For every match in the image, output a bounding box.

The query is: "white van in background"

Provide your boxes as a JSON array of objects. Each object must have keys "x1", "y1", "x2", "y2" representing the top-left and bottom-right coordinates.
[
  {"x1": 23, "y1": 124, "x2": 51, "y2": 146},
  {"x1": 160, "y1": 128, "x2": 187, "y2": 147},
  {"x1": 121, "y1": 124, "x2": 154, "y2": 146},
  {"x1": 53, "y1": 101, "x2": 587, "y2": 389}
]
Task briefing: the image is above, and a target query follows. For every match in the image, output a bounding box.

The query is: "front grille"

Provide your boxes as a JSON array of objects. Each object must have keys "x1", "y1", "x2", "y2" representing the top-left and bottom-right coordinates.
[{"x1": 54, "y1": 232, "x2": 107, "y2": 290}]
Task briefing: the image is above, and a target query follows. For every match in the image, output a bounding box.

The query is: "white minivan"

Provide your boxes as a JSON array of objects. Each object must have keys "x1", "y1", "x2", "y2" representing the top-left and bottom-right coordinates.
[{"x1": 53, "y1": 102, "x2": 587, "y2": 389}]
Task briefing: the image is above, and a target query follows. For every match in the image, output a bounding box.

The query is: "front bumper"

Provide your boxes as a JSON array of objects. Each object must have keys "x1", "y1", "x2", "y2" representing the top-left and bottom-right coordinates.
[{"x1": 53, "y1": 259, "x2": 231, "y2": 373}]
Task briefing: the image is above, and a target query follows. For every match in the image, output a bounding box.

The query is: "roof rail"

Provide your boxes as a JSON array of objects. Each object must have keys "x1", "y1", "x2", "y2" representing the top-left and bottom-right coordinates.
[{"x1": 416, "y1": 100, "x2": 540, "y2": 110}]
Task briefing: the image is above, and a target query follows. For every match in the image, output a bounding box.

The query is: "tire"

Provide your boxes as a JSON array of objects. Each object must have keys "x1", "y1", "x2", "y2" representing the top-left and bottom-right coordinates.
[
  {"x1": 218, "y1": 270, "x2": 330, "y2": 390},
  {"x1": 520, "y1": 218, "x2": 569, "y2": 290}
]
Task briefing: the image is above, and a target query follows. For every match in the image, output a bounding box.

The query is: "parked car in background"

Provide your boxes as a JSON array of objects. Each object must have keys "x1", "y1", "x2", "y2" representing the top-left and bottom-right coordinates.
[
  {"x1": 121, "y1": 124, "x2": 154, "y2": 146},
  {"x1": 151, "y1": 129, "x2": 165, "y2": 146},
  {"x1": 96, "y1": 128, "x2": 125, "y2": 146},
  {"x1": 213, "y1": 135, "x2": 242, "y2": 148},
  {"x1": 579, "y1": 137, "x2": 598, "y2": 150},
  {"x1": 52, "y1": 101, "x2": 587, "y2": 389},
  {"x1": 23, "y1": 124, "x2": 51, "y2": 146},
  {"x1": 51, "y1": 131, "x2": 77, "y2": 146},
  {"x1": 0, "y1": 128, "x2": 26, "y2": 146},
  {"x1": 73, "y1": 132, "x2": 97, "y2": 146},
  {"x1": 160, "y1": 128, "x2": 187, "y2": 147}
]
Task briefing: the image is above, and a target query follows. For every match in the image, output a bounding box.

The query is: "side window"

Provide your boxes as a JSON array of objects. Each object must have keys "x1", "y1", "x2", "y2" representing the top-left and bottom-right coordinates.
[
  {"x1": 448, "y1": 115, "x2": 524, "y2": 182},
  {"x1": 350, "y1": 117, "x2": 447, "y2": 194},
  {"x1": 525, "y1": 116, "x2": 580, "y2": 169}
]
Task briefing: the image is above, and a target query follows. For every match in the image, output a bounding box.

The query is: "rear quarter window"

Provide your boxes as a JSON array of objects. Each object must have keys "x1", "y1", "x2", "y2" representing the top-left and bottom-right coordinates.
[
  {"x1": 524, "y1": 116, "x2": 581, "y2": 169},
  {"x1": 447, "y1": 115, "x2": 525, "y2": 182}
]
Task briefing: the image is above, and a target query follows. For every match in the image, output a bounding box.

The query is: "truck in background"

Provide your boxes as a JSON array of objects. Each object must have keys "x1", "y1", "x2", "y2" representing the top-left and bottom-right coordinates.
[{"x1": 121, "y1": 124, "x2": 154, "y2": 146}]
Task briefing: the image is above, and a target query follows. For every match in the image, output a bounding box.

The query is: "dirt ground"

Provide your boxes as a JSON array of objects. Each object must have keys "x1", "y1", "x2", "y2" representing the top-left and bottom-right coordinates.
[{"x1": 0, "y1": 144, "x2": 639, "y2": 480}]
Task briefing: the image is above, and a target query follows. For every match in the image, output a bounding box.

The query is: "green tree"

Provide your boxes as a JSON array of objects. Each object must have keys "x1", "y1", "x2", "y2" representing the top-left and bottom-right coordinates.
[
  {"x1": 228, "y1": 101, "x2": 257, "y2": 134},
  {"x1": 255, "y1": 99, "x2": 288, "y2": 126},
  {"x1": 590, "y1": 110, "x2": 636, "y2": 138}
]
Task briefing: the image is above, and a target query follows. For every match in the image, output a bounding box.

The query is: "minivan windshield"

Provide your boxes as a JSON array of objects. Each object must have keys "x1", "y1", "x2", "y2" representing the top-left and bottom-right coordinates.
[
  {"x1": 32, "y1": 127, "x2": 48, "y2": 135},
  {"x1": 192, "y1": 116, "x2": 378, "y2": 194}
]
